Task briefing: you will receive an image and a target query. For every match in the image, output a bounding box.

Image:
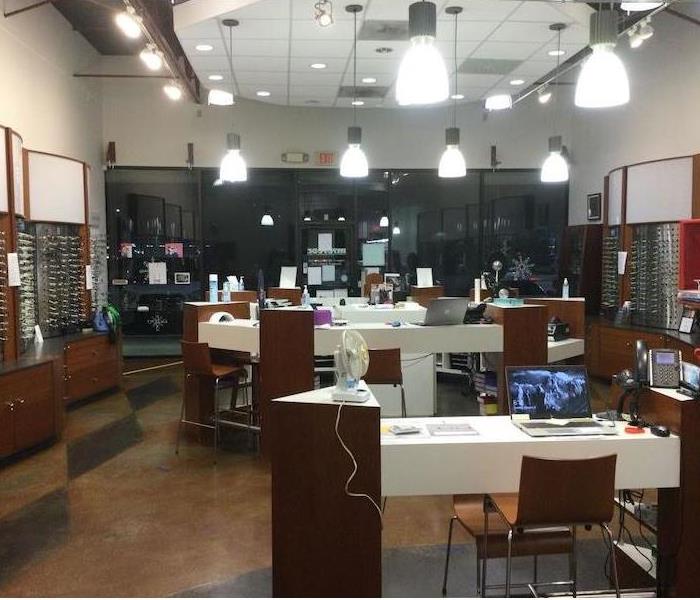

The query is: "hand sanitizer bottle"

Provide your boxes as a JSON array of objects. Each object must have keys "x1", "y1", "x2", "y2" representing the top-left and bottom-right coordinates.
[
  {"x1": 562, "y1": 277, "x2": 569, "y2": 299},
  {"x1": 239, "y1": 276, "x2": 245, "y2": 291},
  {"x1": 302, "y1": 285, "x2": 310, "y2": 307},
  {"x1": 222, "y1": 281, "x2": 231, "y2": 302}
]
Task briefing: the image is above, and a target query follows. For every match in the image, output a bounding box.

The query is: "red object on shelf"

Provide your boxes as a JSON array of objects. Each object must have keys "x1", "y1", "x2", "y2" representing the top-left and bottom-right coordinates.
[
  {"x1": 694, "y1": 348, "x2": 700, "y2": 362},
  {"x1": 679, "y1": 219, "x2": 700, "y2": 290}
]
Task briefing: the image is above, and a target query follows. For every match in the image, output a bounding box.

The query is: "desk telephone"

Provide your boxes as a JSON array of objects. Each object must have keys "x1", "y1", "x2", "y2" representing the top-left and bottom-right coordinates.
[{"x1": 648, "y1": 348, "x2": 682, "y2": 388}]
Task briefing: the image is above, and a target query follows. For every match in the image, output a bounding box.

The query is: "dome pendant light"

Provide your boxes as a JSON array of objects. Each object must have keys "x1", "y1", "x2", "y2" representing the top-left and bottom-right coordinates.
[
  {"x1": 217, "y1": 20, "x2": 247, "y2": 183},
  {"x1": 575, "y1": 9, "x2": 630, "y2": 108},
  {"x1": 438, "y1": 7, "x2": 466, "y2": 179},
  {"x1": 541, "y1": 24, "x2": 569, "y2": 183},
  {"x1": 219, "y1": 133, "x2": 247, "y2": 183},
  {"x1": 541, "y1": 136, "x2": 569, "y2": 183},
  {"x1": 340, "y1": 5, "x2": 369, "y2": 178},
  {"x1": 379, "y1": 213, "x2": 389, "y2": 228},
  {"x1": 261, "y1": 207, "x2": 274, "y2": 227},
  {"x1": 396, "y1": 1, "x2": 449, "y2": 106}
]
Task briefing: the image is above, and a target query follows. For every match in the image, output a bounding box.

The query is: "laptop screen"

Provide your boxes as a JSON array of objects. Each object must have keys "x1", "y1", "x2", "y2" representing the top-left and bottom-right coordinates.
[
  {"x1": 681, "y1": 361, "x2": 700, "y2": 393},
  {"x1": 506, "y1": 366, "x2": 591, "y2": 419}
]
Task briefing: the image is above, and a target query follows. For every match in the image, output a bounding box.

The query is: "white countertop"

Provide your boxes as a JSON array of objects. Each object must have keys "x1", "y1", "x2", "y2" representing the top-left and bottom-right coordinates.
[
  {"x1": 381, "y1": 415, "x2": 680, "y2": 496},
  {"x1": 272, "y1": 385, "x2": 380, "y2": 409},
  {"x1": 547, "y1": 338, "x2": 585, "y2": 363}
]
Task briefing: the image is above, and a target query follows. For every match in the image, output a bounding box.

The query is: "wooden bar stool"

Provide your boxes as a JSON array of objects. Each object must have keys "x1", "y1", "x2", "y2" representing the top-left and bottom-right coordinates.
[
  {"x1": 485, "y1": 454, "x2": 620, "y2": 598},
  {"x1": 176, "y1": 340, "x2": 249, "y2": 462},
  {"x1": 365, "y1": 348, "x2": 407, "y2": 417}
]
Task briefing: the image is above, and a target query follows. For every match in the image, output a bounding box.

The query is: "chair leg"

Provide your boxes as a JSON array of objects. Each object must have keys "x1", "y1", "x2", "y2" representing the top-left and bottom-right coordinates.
[
  {"x1": 400, "y1": 384, "x2": 407, "y2": 418},
  {"x1": 603, "y1": 523, "x2": 621, "y2": 598},
  {"x1": 213, "y1": 377, "x2": 219, "y2": 464},
  {"x1": 505, "y1": 527, "x2": 513, "y2": 597},
  {"x1": 476, "y1": 552, "x2": 481, "y2": 597},
  {"x1": 175, "y1": 373, "x2": 189, "y2": 455},
  {"x1": 442, "y1": 516, "x2": 457, "y2": 597},
  {"x1": 533, "y1": 554, "x2": 538, "y2": 584},
  {"x1": 482, "y1": 506, "x2": 489, "y2": 598},
  {"x1": 382, "y1": 497, "x2": 388, "y2": 513},
  {"x1": 570, "y1": 524, "x2": 578, "y2": 597}
]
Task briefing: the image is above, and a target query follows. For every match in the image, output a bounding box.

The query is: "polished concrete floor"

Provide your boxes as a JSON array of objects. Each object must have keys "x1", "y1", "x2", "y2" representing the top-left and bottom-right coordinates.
[{"x1": 0, "y1": 368, "x2": 622, "y2": 597}]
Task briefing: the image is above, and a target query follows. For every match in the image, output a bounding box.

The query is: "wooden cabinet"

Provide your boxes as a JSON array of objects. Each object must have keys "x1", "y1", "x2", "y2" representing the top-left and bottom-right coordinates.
[
  {"x1": 63, "y1": 334, "x2": 121, "y2": 404},
  {"x1": 0, "y1": 361, "x2": 59, "y2": 458}
]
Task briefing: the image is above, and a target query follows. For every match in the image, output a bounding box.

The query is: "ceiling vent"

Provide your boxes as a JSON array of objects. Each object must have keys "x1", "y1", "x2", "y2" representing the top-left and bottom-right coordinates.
[
  {"x1": 338, "y1": 85, "x2": 390, "y2": 99},
  {"x1": 358, "y1": 20, "x2": 408, "y2": 41},
  {"x1": 459, "y1": 58, "x2": 522, "y2": 76}
]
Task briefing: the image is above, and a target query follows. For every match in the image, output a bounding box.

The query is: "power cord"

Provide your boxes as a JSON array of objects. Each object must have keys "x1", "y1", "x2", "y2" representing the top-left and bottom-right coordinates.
[{"x1": 335, "y1": 400, "x2": 384, "y2": 528}]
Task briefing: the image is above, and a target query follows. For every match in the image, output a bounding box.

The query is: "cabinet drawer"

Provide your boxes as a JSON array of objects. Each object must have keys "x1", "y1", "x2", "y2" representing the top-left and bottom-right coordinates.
[
  {"x1": 13, "y1": 384, "x2": 55, "y2": 452},
  {"x1": 65, "y1": 336, "x2": 118, "y2": 371},
  {"x1": 65, "y1": 360, "x2": 120, "y2": 402},
  {"x1": 0, "y1": 363, "x2": 53, "y2": 403}
]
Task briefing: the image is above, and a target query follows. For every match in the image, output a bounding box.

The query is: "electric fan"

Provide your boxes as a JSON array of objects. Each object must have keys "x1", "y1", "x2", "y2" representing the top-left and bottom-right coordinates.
[{"x1": 332, "y1": 329, "x2": 371, "y2": 403}]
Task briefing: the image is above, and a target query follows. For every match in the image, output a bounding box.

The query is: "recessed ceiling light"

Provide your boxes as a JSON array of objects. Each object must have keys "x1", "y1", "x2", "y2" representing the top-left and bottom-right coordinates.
[
  {"x1": 208, "y1": 74, "x2": 223, "y2": 81},
  {"x1": 351, "y1": 100, "x2": 364, "y2": 106},
  {"x1": 196, "y1": 44, "x2": 213, "y2": 52},
  {"x1": 548, "y1": 49, "x2": 566, "y2": 57},
  {"x1": 510, "y1": 79, "x2": 525, "y2": 86},
  {"x1": 256, "y1": 90, "x2": 271, "y2": 97},
  {"x1": 375, "y1": 47, "x2": 393, "y2": 54},
  {"x1": 451, "y1": 93, "x2": 464, "y2": 100},
  {"x1": 362, "y1": 77, "x2": 377, "y2": 84},
  {"x1": 310, "y1": 62, "x2": 327, "y2": 69}
]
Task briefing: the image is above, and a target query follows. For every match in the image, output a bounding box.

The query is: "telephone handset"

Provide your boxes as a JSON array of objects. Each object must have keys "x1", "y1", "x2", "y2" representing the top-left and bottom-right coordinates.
[
  {"x1": 648, "y1": 348, "x2": 682, "y2": 388},
  {"x1": 634, "y1": 340, "x2": 649, "y2": 385}
]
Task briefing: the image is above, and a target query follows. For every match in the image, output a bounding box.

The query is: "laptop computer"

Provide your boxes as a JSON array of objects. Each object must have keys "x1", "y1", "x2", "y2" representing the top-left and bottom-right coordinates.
[
  {"x1": 679, "y1": 361, "x2": 700, "y2": 397},
  {"x1": 506, "y1": 366, "x2": 617, "y2": 437},
  {"x1": 414, "y1": 297, "x2": 468, "y2": 326}
]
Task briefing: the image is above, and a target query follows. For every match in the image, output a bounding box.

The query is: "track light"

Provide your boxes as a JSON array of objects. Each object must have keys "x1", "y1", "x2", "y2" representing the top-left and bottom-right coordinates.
[
  {"x1": 314, "y1": 0, "x2": 334, "y2": 27},
  {"x1": 396, "y1": 1, "x2": 449, "y2": 106},
  {"x1": 139, "y1": 45, "x2": 162, "y2": 71},
  {"x1": 540, "y1": 136, "x2": 569, "y2": 183},
  {"x1": 219, "y1": 133, "x2": 247, "y2": 183},
  {"x1": 575, "y1": 10, "x2": 629, "y2": 108},
  {"x1": 115, "y1": 9, "x2": 141, "y2": 39},
  {"x1": 163, "y1": 81, "x2": 182, "y2": 101},
  {"x1": 628, "y1": 18, "x2": 654, "y2": 48},
  {"x1": 485, "y1": 94, "x2": 512, "y2": 111},
  {"x1": 261, "y1": 208, "x2": 274, "y2": 227},
  {"x1": 538, "y1": 86, "x2": 552, "y2": 104}
]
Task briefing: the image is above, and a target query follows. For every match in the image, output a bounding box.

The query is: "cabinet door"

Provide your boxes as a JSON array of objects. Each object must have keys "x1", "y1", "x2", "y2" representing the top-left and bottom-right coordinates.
[
  {"x1": 0, "y1": 401, "x2": 15, "y2": 457},
  {"x1": 12, "y1": 382, "x2": 54, "y2": 452},
  {"x1": 598, "y1": 327, "x2": 666, "y2": 380}
]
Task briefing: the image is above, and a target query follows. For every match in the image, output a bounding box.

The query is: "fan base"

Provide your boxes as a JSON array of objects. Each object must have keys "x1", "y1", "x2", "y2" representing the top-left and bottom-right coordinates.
[{"x1": 332, "y1": 387, "x2": 371, "y2": 403}]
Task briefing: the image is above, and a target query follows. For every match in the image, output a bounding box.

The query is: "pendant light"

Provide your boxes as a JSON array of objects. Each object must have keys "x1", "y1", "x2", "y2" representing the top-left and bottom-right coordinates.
[
  {"x1": 438, "y1": 7, "x2": 466, "y2": 179},
  {"x1": 575, "y1": 8, "x2": 630, "y2": 108},
  {"x1": 392, "y1": 222, "x2": 401, "y2": 236},
  {"x1": 261, "y1": 207, "x2": 274, "y2": 227},
  {"x1": 340, "y1": 5, "x2": 369, "y2": 178},
  {"x1": 379, "y1": 213, "x2": 389, "y2": 228},
  {"x1": 396, "y1": 1, "x2": 449, "y2": 106},
  {"x1": 218, "y1": 20, "x2": 248, "y2": 183},
  {"x1": 541, "y1": 24, "x2": 569, "y2": 183}
]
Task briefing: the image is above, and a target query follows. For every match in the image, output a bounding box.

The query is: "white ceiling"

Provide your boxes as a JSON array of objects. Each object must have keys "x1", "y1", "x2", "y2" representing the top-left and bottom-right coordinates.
[{"x1": 174, "y1": 0, "x2": 594, "y2": 108}]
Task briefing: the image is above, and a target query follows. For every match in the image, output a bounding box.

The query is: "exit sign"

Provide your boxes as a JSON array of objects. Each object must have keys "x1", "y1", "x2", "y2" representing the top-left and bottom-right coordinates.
[{"x1": 316, "y1": 151, "x2": 336, "y2": 167}]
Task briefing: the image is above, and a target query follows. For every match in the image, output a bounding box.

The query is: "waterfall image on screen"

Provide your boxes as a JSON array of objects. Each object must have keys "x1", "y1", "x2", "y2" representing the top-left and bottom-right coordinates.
[{"x1": 508, "y1": 367, "x2": 589, "y2": 418}]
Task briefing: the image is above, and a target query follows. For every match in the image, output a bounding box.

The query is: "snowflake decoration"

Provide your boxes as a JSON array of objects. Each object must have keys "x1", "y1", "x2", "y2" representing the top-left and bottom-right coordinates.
[
  {"x1": 147, "y1": 314, "x2": 168, "y2": 332},
  {"x1": 509, "y1": 254, "x2": 535, "y2": 281}
]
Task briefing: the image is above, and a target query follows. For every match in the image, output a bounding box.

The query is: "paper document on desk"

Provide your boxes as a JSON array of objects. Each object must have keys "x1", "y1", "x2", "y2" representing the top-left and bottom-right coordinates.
[
  {"x1": 426, "y1": 423, "x2": 479, "y2": 436},
  {"x1": 416, "y1": 267, "x2": 433, "y2": 288}
]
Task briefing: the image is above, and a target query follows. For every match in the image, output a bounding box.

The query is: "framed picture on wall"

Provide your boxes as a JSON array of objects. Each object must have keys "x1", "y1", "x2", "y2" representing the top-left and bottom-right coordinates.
[{"x1": 587, "y1": 193, "x2": 602, "y2": 221}]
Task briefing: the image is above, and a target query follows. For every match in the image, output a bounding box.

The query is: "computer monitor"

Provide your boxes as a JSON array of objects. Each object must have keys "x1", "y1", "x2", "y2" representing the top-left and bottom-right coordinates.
[
  {"x1": 681, "y1": 361, "x2": 700, "y2": 394},
  {"x1": 506, "y1": 366, "x2": 591, "y2": 419}
]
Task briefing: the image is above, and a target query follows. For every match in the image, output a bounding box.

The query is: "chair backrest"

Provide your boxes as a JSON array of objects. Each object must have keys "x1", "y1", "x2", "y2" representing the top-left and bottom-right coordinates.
[
  {"x1": 363, "y1": 272, "x2": 383, "y2": 297},
  {"x1": 364, "y1": 348, "x2": 403, "y2": 386},
  {"x1": 181, "y1": 340, "x2": 213, "y2": 377},
  {"x1": 515, "y1": 454, "x2": 617, "y2": 526},
  {"x1": 268, "y1": 287, "x2": 302, "y2": 305}
]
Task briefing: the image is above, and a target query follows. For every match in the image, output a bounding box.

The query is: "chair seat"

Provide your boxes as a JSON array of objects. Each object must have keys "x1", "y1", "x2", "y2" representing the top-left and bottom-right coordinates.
[
  {"x1": 454, "y1": 494, "x2": 572, "y2": 558},
  {"x1": 211, "y1": 363, "x2": 247, "y2": 379}
]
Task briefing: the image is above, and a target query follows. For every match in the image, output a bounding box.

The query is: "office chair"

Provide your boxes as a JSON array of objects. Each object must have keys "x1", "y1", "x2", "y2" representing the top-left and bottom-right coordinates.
[
  {"x1": 485, "y1": 455, "x2": 619, "y2": 598},
  {"x1": 176, "y1": 341, "x2": 250, "y2": 462},
  {"x1": 364, "y1": 348, "x2": 407, "y2": 417}
]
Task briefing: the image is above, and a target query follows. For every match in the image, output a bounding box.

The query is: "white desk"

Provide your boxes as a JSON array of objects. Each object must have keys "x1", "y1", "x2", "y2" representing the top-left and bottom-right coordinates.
[
  {"x1": 381, "y1": 416, "x2": 680, "y2": 496},
  {"x1": 548, "y1": 338, "x2": 585, "y2": 363},
  {"x1": 334, "y1": 304, "x2": 427, "y2": 324}
]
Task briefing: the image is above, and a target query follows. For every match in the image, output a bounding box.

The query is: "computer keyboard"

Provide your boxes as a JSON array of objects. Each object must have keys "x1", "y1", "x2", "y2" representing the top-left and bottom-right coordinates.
[{"x1": 523, "y1": 421, "x2": 603, "y2": 430}]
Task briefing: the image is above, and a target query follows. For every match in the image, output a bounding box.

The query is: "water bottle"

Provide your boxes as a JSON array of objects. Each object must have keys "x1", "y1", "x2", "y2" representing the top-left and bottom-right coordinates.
[
  {"x1": 222, "y1": 281, "x2": 231, "y2": 302},
  {"x1": 562, "y1": 277, "x2": 570, "y2": 299},
  {"x1": 209, "y1": 274, "x2": 218, "y2": 303},
  {"x1": 302, "y1": 285, "x2": 310, "y2": 307}
]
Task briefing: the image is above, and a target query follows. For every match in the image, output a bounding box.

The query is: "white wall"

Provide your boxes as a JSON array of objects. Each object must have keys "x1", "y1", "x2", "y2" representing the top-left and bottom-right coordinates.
[
  {"x1": 0, "y1": 4, "x2": 105, "y2": 231},
  {"x1": 568, "y1": 13, "x2": 700, "y2": 225},
  {"x1": 101, "y1": 77, "x2": 566, "y2": 172}
]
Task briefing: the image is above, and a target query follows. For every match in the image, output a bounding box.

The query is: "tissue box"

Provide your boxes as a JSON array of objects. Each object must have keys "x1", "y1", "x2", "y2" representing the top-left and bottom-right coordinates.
[{"x1": 313, "y1": 307, "x2": 333, "y2": 327}]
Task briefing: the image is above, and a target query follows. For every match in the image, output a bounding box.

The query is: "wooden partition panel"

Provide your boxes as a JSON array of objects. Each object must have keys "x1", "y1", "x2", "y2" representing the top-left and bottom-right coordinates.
[
  {"x1": 182, "y1": 301, "x2": 250, "y2": 342},
  {"x1": 410, "y1": 285, "x2": 444, "y2": 307},
  {"x1": 259, "y1": 309, "x2": 314, "y2": 455},
  {"x1": 484, "y1": 304, "x2": 548, "y2": 413},
  {"x1": 271, "y1": 400, "x2": 381, "y2": 597},
  {"x1": 267, "y1": 287, "x2": 302, "y2": 305},
  {"x1": 523, "y1": 298, "x2": 586, "y2": 338}
]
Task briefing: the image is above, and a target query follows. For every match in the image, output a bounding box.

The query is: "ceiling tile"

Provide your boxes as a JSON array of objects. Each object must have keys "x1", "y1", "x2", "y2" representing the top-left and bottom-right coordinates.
[
  {"x1": 457, "y1": 73, "x2": 504, "y2": 88},
  {"x1": 356, "y1": 40, "x2": 409, "y2": 58},
  {"x1": 529, "y1": 43, "x2": 584, "y2": 62},
  {"x1": 176, "y1": 20, "x2": 220, "y2": 40},
  {"x1": 488, "y1": 21, "x2": 556, "y2": 43},
  {"x1": 472, "y1": 41, "x2": 542, "y2": 61},
  {"x1": 441, "y1": 0, "x2": 521, "y2": 22},
  {"x1": 238, "y1": 84, "x2": 288, "y2": 97},
  {"x1": 364, "y1": 0, "x2": 413, "y2": 21},
  {"x1": 223, "y1": 19, "x2": 290, "y2": 40},
  {"x1": 289, "y1": 71, "x2": 343, "y2": 86},
  {"x1": 507, "y1": 1, "x2": 575, "y2": 23},
  {"x1": 223, "y1": 0, "x2": 291, "y2": 20},
  {"x1": 231, "y1": 39, "x2": 289, "y2": 57},
  {"x1": 436, "y1": 20, "x2": 500, "y2": 41},
  {"x1": 181, "y1": 38, "x2": 226, "y2": 57},
  {"x1": 435, "y1": 41, "x2": 480, "y2": 62},
  {"x1": 288, "y1": 96, "x2": 335, "y2": 106},
  {"x1": 355, "y1": 58, "x2": 400, "y2": 74},
  {"x1": 292, "y1": 19, "x2": 356, "y2": 40},
  {"x1": 236, "y1": 71, "x2": 288, "y2": 85},
  {"x1": 291, "y1": 39, "x2": 352, "y2": 58},
  {"x1": 188, "y1": 55, "x2": 230, "y2": 71},
  {"x1": 234, "y1": 56, "x2": 288, "y2": 71}
]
